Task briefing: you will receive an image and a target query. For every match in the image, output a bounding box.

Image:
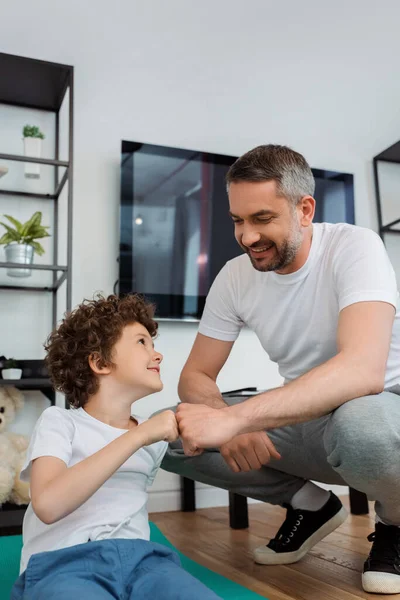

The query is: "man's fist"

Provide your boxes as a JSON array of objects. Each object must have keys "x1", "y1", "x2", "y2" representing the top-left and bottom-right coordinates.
[{"x1": 176, "y1": 403, "x2": 242, "y2": 455}]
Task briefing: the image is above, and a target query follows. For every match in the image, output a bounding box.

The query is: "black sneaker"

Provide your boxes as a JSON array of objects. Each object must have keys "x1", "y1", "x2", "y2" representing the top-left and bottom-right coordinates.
[
  {"x1": 253, "y1": 491, "x2": 347, "y2": 565},
  {"x1": 362, "y1": 522, "x2": 400, "y2": 594}
]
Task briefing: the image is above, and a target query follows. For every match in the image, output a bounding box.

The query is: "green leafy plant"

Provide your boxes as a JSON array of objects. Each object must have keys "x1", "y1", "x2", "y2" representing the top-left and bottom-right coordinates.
[
  {"x1": 0, "y1": 211, "x2": 50, "y2": 256},
  {"x1": 3, "y1": 358, "x2": 17, "y2": 369},
  {"x1": 23, "y1": 125, "x2": 45, "y2": 140}
]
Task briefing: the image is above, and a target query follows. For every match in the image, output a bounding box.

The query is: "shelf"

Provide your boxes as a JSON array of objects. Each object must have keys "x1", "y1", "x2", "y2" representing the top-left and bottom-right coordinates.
[
  {"x1": 0, "y1": 189, "x2": 56, "y2": 200},
  {"x1": 0, "y1": 153, "x2": 69, "y2": 168},
  {"x1": 0, "y1": 53, "x2": 73, "y2": 399},
  {"x1": 0, "y1": 157, "x2": 69, "y2": 199},
  {"x1": 373, "y1": 141, "x2": 400, "y2": 241},
  {"x1": 0, "y1": 264, "x2": 68, "y2": 292},
  {"x1": 0, "y1": 502, "x2": 26, "y2": 536},
  {"x1": 0, "y1": 52, "x2": 72, "y2": 112},
  {"x1": 375, "y1": 141, "x2": 400, "y2": 163},
  {"x1": 0, "y1": 263, "x2": 67, "y2": 272},
  {"x1": 382, "y1": 228, "x2": 400, "y2": 235},
  {"x1": 0, "y1": 378, "x2": 52, "y2": 389},
  {"x1": 0, "y1": 271, "x2": 67, "y2": 292}
]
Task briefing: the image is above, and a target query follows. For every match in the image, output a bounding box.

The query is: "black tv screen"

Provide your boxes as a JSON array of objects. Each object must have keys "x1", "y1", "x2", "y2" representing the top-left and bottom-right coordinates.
[{"x1": 119, "y1": 141, "x2": 354, "y2": 320}]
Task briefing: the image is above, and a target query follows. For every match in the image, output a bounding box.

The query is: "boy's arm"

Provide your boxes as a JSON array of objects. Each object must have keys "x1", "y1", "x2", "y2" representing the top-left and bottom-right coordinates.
[{"x1": 31, "y1": 411, "x2": 177, "y2": 525}]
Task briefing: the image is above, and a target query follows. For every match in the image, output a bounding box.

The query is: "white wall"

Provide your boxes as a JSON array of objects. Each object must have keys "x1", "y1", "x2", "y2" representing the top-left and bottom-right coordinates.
[{"x1": 1, "y1": 0, "x2": 400, "y2": 510}]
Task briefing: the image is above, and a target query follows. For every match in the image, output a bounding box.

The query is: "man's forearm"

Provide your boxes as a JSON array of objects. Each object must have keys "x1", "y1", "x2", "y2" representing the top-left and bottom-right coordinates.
[
  {"x1": 178, "y1": 371, "x2": 227, "y2": 409},
  {"x1": 231, "y1": 352, "x2": 383, "y2": 434}
]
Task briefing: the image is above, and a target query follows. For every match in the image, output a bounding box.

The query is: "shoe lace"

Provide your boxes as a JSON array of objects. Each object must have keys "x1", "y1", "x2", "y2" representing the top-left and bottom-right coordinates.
[
  {"x1": 367, "y1": 524, "x2": 400, "y2": 565},
  {"x1": 268, "y1": 506, "x2": 304, "y2": 550}
]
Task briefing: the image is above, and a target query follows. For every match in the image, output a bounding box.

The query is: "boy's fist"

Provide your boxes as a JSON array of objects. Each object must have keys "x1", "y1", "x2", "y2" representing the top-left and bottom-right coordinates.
[{"x1": 140, "y1": 410, "x2": 179, "y2": 445}]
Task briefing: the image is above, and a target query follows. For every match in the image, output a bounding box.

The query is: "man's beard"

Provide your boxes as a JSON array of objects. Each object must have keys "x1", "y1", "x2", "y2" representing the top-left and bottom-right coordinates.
[{"x1": 245, "y1": 227, "x2": 303, "y2": 273}]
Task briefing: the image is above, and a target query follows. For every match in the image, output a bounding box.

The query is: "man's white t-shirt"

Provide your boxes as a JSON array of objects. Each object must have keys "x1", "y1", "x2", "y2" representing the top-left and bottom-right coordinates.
[
  {"x1": 19, "y1": 406, "x2": 167, "y2": 573},
  {"x1": 199, "y1": 223, "x2": 400, "y2": 388}
]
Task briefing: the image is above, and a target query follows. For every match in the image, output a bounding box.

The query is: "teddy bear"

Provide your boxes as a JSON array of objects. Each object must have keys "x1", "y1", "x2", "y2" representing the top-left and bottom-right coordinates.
[{"x1": 0, "y1": 386, "x2": 30, "y2": 506}]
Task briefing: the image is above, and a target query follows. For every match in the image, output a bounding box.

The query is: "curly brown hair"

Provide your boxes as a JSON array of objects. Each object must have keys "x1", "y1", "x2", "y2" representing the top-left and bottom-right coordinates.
[{"x1": 44, "y1": 294, "x2": 158, "y2": 408}]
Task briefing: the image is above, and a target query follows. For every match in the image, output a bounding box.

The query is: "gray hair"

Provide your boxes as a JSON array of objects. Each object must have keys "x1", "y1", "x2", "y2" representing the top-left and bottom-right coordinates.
[{"x1": 226, "y1": 144, "x2": 315, "y2": 205}]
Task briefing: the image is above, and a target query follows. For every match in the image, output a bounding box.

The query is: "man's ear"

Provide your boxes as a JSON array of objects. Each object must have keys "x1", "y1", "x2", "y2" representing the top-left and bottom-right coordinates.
[
  {"x1": 298, "y1": 195, "x2": 315, "y2": 227},
  {"x1": 88, "y1": 353, "x2": 112, "y2": 375}
]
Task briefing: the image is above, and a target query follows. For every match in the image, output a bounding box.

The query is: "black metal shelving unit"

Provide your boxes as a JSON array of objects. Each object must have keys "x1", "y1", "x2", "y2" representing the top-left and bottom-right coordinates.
[
  {"x1": 0, "y1": 53, "x2": 74, "y2": 535},
  {"x1": 373, "y1": 140, "x2": 400, "y2": 241}
]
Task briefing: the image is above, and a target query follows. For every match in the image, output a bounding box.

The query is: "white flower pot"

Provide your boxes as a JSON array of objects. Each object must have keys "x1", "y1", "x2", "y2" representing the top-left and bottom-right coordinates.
[
  {"x1": 5, "y1": 243, "x2": 34, "y2": 278},
  {"x1": 24, "y1": 137, "x2": 42, "y2": 179},
  {"x1": 2, "y1": 368, "x2": 22, "y2": 380}
]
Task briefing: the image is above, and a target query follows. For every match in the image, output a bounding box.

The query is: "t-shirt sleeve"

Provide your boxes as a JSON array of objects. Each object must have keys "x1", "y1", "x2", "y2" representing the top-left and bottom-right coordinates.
[
  {"x1": 333, "y1": 227, "x2": 398, "y2": 312},
  {"x1": 146, "y1": 440, "x2": 168, "y2": 488},
  {"x1": 198, "y1": 261, "x2": 244, "y2": 341},
  {"x1": 20, "y1": 406, "x2": 75, "y2": 482}
]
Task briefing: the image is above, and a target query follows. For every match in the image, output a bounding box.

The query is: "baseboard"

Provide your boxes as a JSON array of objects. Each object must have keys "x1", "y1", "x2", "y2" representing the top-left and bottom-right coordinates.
[
  {"x1": 148, "y1": 483, "x2": 349, "y2": 513},
  {"x1": 148, "y1": 486, "x2": 230, "y2": 513},
  {"x1": 317, "y1": 483, "x2": 348, "y2": 497}
]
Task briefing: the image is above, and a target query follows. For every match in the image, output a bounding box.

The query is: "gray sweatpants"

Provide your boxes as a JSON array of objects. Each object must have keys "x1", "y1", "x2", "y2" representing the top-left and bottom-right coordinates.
[{"x1": 161, "y1": 392, "x2": 400, "y2": 525}]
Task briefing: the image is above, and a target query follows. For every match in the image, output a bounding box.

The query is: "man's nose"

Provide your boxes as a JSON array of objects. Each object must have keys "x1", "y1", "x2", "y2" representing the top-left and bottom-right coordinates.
[{"x1": 241, "y1": 227, "x2": 261, "y2": 247}]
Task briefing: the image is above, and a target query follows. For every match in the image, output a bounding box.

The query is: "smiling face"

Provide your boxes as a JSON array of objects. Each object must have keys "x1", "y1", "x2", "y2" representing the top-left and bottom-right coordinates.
[
  {"x1": 228, "y1": 180, "x2": 315, "y2": 274},
  {"x1": 110, "y1": 322, "x2": 163, "y2": 397}
]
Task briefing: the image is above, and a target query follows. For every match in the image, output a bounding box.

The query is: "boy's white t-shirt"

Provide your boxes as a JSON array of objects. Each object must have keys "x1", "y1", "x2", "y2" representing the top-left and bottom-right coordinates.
[
  {"x1": 199, "y1": 222, "x2": 400, "y2": 388},
  {"x1": 19, "y1": 406, "x2": 167, "y2": 574}
]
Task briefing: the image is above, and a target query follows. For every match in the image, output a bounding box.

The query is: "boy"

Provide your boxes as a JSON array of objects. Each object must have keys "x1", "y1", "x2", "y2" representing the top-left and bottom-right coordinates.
[{"x1": 11, "y1": 294, "x2": 221, "y2": 600}]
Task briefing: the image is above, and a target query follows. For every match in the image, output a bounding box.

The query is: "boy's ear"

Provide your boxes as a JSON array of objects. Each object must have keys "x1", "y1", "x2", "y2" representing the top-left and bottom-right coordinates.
[{"x1": 88, "y1": 353, "x2": 112, "y2": 375}]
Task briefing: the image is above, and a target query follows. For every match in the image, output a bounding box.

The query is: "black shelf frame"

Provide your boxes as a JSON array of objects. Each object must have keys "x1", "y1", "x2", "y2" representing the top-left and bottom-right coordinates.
[
  {"x1": 0, "y1": 152, "x2": 69, "y2": 167},
  {"x1": 0, "y1": 52, "x2": 74, "y2": 535},
  {"x1": 0, "y1": 263, "x2": 67, "y2": 271},
  {"x1": 373, "y1": 140, "x2": 400, "y2": 240},
  {"x1": 0, "y1": 360, "x2": 55, "y2": 536},
  {"x1": 0, "y1": 51, "x2": 74, "y2": 311},
  {"x1": 0, "y1": 503, "x2": 28, "y2": 537},
  {"x1": 0, "y1": 263, "x2": 68, "y2": 291}
]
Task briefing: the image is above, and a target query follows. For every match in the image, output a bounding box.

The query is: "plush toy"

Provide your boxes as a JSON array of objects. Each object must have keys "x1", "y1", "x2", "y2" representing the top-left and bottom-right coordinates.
[{"x1": 0, "y1": 387, "x2": 30, "y2": 506}]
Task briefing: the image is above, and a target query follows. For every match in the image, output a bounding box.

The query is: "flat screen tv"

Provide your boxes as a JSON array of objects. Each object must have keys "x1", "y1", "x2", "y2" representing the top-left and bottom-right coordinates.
[{"x1": 119, "y1": 140, "x2": 354, "y2": 320}]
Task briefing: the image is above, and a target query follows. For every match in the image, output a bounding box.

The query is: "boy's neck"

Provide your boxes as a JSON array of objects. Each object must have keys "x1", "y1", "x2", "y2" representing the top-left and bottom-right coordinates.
[{"x1": 83, "y1": 390, "x2": 139, "y2": 430}]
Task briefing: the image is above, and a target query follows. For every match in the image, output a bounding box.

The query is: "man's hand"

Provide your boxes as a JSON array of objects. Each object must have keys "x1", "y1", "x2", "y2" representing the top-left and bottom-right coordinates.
[
  {"x1": 220, "y1": 432, "x2": 281, "y2": 473},
  {"x1": 176, "y1": 403, "x2": 242, "y2": 456}
]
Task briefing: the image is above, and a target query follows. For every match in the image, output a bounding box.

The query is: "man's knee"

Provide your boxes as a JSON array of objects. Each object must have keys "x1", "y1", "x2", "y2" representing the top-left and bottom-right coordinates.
[{"x1": 324, "y1": 394, "x2": 400, "y2": 482}]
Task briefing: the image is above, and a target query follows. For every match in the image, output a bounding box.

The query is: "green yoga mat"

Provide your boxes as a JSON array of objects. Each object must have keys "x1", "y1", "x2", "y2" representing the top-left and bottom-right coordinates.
[{"x1": 0, "y1": 524, "x2": 267, "y2": 599}]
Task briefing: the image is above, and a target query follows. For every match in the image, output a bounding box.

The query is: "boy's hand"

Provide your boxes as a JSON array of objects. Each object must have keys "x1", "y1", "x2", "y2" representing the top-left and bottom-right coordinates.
[{"x1": 139, "y1": 410, "x2": 179, "y2": 446}]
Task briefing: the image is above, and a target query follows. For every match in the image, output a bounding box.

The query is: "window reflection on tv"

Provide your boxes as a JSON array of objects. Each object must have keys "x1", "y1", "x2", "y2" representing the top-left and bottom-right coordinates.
[{"x1": 119, "y1": 141, "x2": 354, "y2": 320}]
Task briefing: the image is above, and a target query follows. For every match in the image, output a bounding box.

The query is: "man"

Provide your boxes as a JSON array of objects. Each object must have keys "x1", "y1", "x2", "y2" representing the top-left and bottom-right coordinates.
[{"x1": 161, "y1": 144, "x2": 400, "y2": 595}]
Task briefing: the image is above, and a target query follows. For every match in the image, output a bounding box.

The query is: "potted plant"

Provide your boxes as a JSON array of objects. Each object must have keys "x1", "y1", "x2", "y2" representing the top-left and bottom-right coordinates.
[
  {"x1": 1, "y1": 358, "x2": 22, "y2": 380},
  {"x1": 23, "y1": 125, "x2": 45, "y2": 179},
  {"x1": 0, "y1": 211, "x2": 50, "y2": 277}
]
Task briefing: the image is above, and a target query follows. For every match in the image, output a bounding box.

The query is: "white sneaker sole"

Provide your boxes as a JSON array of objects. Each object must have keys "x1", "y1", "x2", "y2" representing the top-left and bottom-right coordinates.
[
  {"x1": 362, "y1": 571, "x2": 400, "y2": 594},
  {"x1": 253, "y1": 506, "x2": 348, "y2": 565}
]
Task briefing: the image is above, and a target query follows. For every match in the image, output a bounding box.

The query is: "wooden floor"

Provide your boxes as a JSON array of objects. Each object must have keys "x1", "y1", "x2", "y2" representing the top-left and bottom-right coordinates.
[{"x1": 151, "y1": 497, "x2": 396, "y2": 600}]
